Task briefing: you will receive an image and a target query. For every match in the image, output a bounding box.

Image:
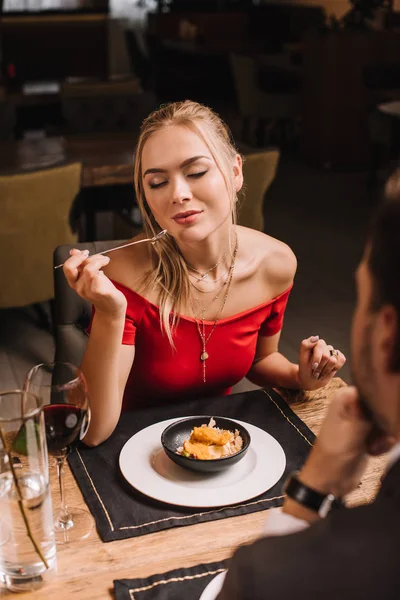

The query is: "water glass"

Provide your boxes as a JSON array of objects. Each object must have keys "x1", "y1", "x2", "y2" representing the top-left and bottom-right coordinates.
[{"x1": 0, "y1": 390, "x2": 56, "y2": 592}]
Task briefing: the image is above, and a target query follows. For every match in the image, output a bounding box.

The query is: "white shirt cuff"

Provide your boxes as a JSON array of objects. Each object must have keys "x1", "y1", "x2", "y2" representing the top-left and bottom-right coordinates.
[{"x1": 263, "y1": 508, "x2": 310, "y2": 537}]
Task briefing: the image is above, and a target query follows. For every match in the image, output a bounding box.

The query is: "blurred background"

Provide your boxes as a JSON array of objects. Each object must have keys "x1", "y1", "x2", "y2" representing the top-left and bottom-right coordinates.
[{"x1": 1, "y1": 0, "x2": 399, "y2": 388}]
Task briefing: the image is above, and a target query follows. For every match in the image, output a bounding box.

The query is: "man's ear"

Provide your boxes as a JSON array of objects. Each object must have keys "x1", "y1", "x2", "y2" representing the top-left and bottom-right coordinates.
[
  {"x1": 233, "y1": 154, "x2": 243, "y2": 193},
  {"x1": 374, "y1": 305, "x2": 400, "y2": 372}
]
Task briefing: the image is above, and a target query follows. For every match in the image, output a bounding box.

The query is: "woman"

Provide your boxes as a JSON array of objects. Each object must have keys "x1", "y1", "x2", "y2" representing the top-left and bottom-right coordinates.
[{"x1": 63, "y1": 100, "x2": 345, "y2": 446}]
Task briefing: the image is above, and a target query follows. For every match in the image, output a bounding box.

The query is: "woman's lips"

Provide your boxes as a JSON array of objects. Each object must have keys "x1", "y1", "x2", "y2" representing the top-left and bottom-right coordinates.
[{"x1": 172, "y1": 211, "x2": 203, "y2": 225}]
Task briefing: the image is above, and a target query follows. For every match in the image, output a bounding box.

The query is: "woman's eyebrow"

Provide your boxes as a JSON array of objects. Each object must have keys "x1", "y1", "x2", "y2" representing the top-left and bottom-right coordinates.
[{"x1": 143, "y1": 155, "x2": 211, "y2": 177}]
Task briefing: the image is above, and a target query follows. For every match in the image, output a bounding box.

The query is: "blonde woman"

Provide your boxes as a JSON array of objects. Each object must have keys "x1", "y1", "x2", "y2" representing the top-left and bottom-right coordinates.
[{"x1": 63, "y1": 100, "x2": 345, "y2": 446}]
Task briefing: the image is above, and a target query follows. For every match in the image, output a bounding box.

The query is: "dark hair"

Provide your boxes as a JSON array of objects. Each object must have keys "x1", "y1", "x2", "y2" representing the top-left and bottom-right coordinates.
[{"x1": 368, "y1": 172, "x2": 400, "y2": 370}]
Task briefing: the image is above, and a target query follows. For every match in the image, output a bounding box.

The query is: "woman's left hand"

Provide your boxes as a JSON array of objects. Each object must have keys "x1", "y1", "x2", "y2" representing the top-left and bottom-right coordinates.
[{"x1": 297, "y1": 335, "x2": 346, "y2": 390}]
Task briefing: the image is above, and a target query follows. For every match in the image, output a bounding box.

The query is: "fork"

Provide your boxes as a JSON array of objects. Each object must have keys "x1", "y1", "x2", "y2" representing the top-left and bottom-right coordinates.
[{"x1": 54, "y1": 229, "x2": 168, "y2": 270}]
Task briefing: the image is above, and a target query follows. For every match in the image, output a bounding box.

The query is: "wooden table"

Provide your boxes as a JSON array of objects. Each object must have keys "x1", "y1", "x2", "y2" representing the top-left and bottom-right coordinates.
[
  {"x1": 5, "y1": 379, "x2": 387, "y2": 599},
  {"x1": 0, "y1": 134, "x2": 137, "y2": 188}
]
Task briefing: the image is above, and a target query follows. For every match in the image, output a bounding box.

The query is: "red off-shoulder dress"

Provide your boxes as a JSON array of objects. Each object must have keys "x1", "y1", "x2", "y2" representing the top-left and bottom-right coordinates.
[{"x1": 89, "y1": 280, "x2": 292, "y2": 410}]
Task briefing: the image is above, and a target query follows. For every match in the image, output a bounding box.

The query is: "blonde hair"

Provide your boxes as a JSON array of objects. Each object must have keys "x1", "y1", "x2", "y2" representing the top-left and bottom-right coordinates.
[{"x1": 133, "y1": 100, "x2": 240, "y2": 345}]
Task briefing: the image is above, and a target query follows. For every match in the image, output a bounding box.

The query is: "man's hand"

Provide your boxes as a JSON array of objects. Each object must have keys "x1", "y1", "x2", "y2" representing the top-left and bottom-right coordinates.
[{"x1": 283, "y1": 386, "x2": 395, "y2": 521}]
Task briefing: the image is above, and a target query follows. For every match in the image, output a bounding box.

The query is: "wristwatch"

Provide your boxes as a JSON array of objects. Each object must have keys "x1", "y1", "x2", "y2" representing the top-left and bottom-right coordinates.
[{"x1": 283, "y1": 472, "x2": 344, "y2": 518}]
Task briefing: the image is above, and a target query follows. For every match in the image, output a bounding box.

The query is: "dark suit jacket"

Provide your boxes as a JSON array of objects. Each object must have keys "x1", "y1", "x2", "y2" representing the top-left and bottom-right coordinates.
[{"x1": 217, "y1": 459, "x2": 400, "y2": 600}]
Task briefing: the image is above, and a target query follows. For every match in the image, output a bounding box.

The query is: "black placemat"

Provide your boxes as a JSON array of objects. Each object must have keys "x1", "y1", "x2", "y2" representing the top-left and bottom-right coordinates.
[
  {"x1": 114, "y1": 559, "x2": 229, "y2": 600},
  {"x1": 68, "y1": 388, "x2": 315, "y2": 542}
]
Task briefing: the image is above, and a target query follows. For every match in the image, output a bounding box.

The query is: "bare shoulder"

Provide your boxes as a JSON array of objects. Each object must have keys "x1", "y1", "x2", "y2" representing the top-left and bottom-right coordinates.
[
  {"x1": 239, "y1": 227, "x2": 297, "y2": 293},
  {"x1": 102, "y1": 232, "x2": 152, "y2": 291}
]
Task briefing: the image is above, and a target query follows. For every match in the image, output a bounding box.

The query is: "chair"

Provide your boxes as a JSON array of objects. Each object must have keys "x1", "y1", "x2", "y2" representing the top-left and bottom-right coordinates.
[
  {"x1": 0, "y1": 163, "x2": 82, "y2": 309},
  {"x1": 237, "y1": 150, "x2": 280, "y2": 232},
  {"x1": 53, "y1": 240, "x2": 126, "y2": 366},
  {"x1": 230, "y1": 53, "x2": 300, "y2": 147}
]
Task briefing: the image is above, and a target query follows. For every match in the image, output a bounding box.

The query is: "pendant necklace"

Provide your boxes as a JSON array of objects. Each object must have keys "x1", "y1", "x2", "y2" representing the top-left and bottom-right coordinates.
[{"x1": 190, "y1": 240, "x2": 238, "y2": 383}]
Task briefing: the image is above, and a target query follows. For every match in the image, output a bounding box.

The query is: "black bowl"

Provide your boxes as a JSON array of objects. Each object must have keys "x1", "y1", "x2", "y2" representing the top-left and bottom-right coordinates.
[{"x1": 161, "y1": 416, "x2": 251, "y2": 473}]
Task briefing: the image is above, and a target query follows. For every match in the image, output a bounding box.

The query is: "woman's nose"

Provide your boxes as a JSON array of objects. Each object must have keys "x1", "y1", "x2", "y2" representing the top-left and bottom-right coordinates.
[{"x1": 171, "y1": 177, "x2": 192, "y2": 204}]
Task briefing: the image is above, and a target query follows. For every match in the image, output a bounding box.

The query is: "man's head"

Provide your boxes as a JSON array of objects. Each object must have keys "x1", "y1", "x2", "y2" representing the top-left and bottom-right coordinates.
[{"x1": 351, "y1": 172, "x2": 400, "y2": 436}]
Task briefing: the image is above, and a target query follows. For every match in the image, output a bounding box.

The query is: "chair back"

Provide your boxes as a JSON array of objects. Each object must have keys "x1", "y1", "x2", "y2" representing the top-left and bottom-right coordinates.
[
  {"x1": 231, "y1": 53, "x2": 300, "y2": 121},
  {"x1": 230, "y1": 54, "x2": 259, "y2": 119},
  {"x1": 238, "y1": 150, "x2": 280, "y2": 232},
  {"x1": 0, "y1": 163, "x2": 81, "y2": 308},
  {"x1": 53, "y1": 240, "x2": 127, "y2": 366}
]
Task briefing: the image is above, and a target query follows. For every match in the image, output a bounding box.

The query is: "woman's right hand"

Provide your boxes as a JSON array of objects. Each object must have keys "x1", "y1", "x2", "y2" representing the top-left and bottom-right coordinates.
[{"x1": 63, "y1": 249, "x2": 127, "y2": 318}]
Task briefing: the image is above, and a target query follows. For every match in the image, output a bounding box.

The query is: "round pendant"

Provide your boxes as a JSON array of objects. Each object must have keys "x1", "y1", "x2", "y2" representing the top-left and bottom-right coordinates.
[{"x1": 200, "y1": 351, "x2": 209, "y2": 361}]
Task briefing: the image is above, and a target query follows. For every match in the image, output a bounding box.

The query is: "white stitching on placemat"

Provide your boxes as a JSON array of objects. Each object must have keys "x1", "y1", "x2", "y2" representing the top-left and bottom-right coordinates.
[
  {"x1": 75, "y1": 446, "x2": 115, "y2": 531},
  {"x1": 119, "y1": 495, "x2": 284, "y2": 530},
  {"x1": 129, "y1": 568, "x2": 226, "y2": 599},
  {"x1": 263, "y1": 390, "x2": 314, "y2": 447}
]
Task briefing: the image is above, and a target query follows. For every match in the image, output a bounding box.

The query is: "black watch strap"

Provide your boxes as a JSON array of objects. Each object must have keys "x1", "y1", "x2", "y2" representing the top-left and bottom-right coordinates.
[{"x1": 284, "y1": 472, "x2": 344, "y2": 518}]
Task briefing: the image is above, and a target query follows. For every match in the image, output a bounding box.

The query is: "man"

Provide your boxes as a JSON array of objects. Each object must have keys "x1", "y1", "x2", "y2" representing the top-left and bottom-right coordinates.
[{"x1": 217, "y1": 173, "x2": 400, "y2": 599}]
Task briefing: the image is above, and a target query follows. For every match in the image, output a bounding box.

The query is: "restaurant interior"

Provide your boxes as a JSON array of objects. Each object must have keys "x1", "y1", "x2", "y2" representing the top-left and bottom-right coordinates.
[{"x1": 0, "y1": 0, "x2": 399, "y2": 597}]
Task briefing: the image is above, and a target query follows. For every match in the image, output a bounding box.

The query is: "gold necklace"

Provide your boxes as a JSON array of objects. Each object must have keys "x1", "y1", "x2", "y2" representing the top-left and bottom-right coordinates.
[
  {"x1": 190, "y1": 280, "x2": 227, "y2": 324},
  {"x1": 189, "y1": 269, "x2": 228, "y2": 286},
  {"x1": 190, "y1": 240, "x2": 238, "y2": 383},
  {"x1": 190, "y1": 278, "x2": 227, "y2": 295},
  {"x1": 186, "y1": 253, "x2": 227, "y2": 282}
]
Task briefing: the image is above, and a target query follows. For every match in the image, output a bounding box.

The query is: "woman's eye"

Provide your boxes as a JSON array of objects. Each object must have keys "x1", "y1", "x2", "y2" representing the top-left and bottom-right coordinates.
[
  {"x1": 149, "y1": 181, "x2": 167, "y2": 189},
  {"x1": 148, "y1": 170, "x2": 207, "y2": 188},
  {"x1": 188, "y1": 171, "x2": 207, "y2": 179}
]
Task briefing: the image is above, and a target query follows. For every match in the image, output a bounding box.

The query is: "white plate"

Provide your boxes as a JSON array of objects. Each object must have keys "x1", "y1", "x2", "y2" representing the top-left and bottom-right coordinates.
[
  {"x1": 199, "y1": 571, "x2": 227, "y2": 600},
  {"x1": 119, "y1": 417, "x2": 286, "y2": 508}
]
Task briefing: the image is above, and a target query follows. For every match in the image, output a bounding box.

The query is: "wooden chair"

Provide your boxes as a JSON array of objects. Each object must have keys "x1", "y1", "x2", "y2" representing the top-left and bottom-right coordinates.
[
  {"x1": 230, "y1": 53, "x2": 300, "y2": 147},
  {"x1": 0, "y1": 163, "x2": 81, "y2": 309}
]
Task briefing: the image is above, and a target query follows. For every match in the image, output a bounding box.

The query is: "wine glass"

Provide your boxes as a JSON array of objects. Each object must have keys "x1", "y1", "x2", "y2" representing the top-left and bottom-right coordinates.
[{"x1": 24, "y1": 362, "x2": 94, "y2": 544}]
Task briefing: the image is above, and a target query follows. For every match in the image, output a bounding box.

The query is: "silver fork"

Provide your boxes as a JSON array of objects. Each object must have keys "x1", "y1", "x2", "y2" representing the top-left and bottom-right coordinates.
[{"x1": 54, "y1": 229, "x2": 168, "y2": 270}]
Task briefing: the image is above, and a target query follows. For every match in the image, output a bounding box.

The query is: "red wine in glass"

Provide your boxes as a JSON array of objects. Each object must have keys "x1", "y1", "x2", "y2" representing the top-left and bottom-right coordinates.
[
  {"x1": 24, "y1": 362, "x2": 93, "y2": 544},
  {"x1": 43, "y1": 404, "x2": 88, "y2": 455}
]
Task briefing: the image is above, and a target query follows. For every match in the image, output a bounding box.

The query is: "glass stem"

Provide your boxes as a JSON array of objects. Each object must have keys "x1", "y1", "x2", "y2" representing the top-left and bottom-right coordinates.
[{"x1": 56, "y1": 454, "x2": 71, "y2": 525}]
